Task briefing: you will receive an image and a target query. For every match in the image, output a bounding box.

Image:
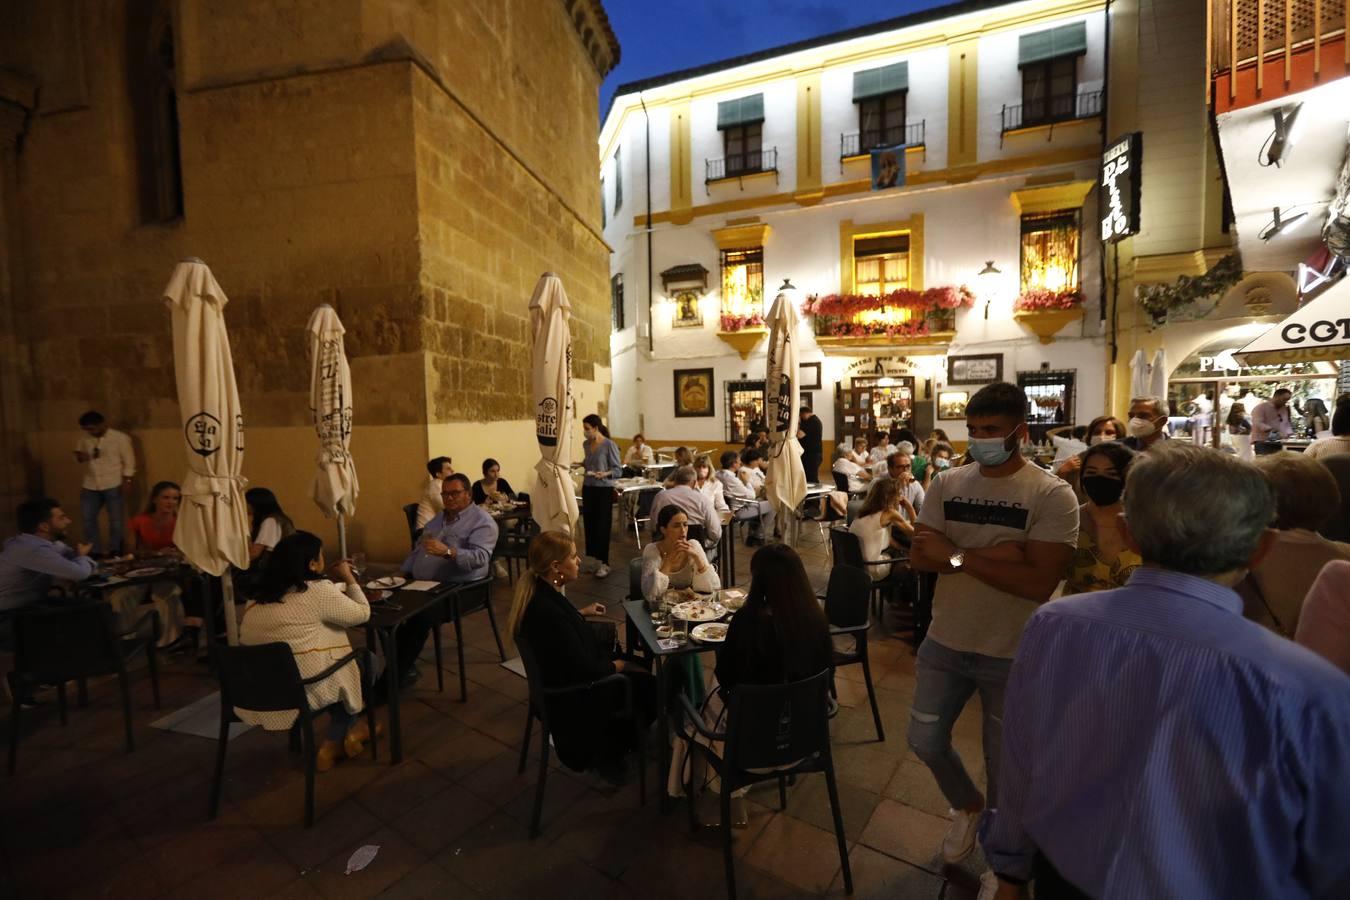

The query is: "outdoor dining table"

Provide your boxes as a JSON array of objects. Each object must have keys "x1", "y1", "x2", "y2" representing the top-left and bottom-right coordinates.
[
  {"x1": 786, "y1": 482, "x2": 837, "y2": 545},
  {"x1": 622, "y1": 597, "x2": 726, "y2": 812}
]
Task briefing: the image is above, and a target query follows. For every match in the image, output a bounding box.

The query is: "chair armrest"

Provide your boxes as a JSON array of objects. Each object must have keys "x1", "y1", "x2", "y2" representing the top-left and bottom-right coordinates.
[
  {"x1": 300, "y1": 649, "x2": 361, "y2": 685},
  {"x1": 541, "y1": 671, "x2": 632, "y2": 706},
  {"x1": 677, "y1": 692, "x2": 725, "y2": 742}
]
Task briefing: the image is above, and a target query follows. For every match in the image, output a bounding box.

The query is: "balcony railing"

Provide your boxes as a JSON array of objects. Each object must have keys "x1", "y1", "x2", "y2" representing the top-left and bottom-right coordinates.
[
  {"x1": 839, "y1": 121, "x2": 927, "y2": 158},
  {"x1": 705, "y1": 147, "x2": 778, "y2": 185},
  {"x1": 1000, "y1": 90, "x2": 1103, "y2": 143},
  {"x1": 1210, "y1": 0, "x2": 1348, "y2": 104}
]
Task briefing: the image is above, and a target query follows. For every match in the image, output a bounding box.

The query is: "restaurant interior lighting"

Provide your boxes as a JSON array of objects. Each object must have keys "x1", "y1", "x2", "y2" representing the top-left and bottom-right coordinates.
[
  {"x1": 1264, "y1": 103, "x2": 1304, "y2": 168},
  {"x1": 1259, "y1": 206, "x2": 1308, "y2": 241},
  {"x1": 978, "y1": 260, "x2": 1001, "y2": 319}
]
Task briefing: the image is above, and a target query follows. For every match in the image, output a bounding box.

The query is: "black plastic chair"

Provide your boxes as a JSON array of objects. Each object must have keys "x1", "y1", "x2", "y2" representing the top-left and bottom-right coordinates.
[
  {"x1": 822, "y1": 565, "x2": 885, "y2": 742},
  {"x1": 7, "y1": 602, "x2": 161, "y2": 775},
  {"x1": 676, "y1": 670, "x2": 853, "y2": 899},
  {"x1": 402, "y1": 503, "x2": 422, "y2": 549},
  {"x1": 442, "y1": 576, "x2": 506, "y2": 702},
  {"x1": 494, "y1": 520, "x2": 540, "y2": 584},
  {"x1": 829, "y1": 527, "x2": 910, "y2": 624},
  {"x1": 209, "y1": 642, "x2": 375, "y2": 827},
  {"x1": 514, "y1": 629, "x2": 646, "y2": 838}
]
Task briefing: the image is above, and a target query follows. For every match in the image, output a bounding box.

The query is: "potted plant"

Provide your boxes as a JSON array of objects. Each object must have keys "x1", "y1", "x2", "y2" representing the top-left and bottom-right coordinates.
[{"x1": 1012, "y1": 288, "x2": 1085, "y2": 344}]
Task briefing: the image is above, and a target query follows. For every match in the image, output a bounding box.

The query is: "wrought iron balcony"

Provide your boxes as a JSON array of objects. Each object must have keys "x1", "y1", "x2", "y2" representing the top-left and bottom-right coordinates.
[
  {"x1": 705, "y1": 148, "x2": 778, "y2": 184},
  {"x1": 1000, "y1": 89, "x2": 1103, "y2": 141},
  {"x1": 839, "y1": 121, "x2": 926, "y2": 158}
]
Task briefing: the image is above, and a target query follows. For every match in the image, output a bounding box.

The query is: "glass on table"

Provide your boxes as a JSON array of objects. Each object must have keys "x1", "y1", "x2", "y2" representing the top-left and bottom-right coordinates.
[
  {"x1": 670, "y1": 614, "x2": 689, "y2": 646},
  {"x1": 349, "y1": 552, "x2": 367, "y2": 582}
]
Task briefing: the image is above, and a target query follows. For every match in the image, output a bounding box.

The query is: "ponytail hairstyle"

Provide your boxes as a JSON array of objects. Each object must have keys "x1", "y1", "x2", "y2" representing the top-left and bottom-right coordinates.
[
  {"x1": 506, "y1": 530, "x2": 577, "y2": 636},
  {"x1": 582, "y1": 413, "x2": 611, "y2": 439}
]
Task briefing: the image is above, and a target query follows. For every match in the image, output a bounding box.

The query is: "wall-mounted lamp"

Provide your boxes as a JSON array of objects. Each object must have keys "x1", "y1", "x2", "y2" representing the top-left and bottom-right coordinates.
[
  {"x1": 978, "y1": 260, "x2": 1001, "y2": 319},
  {"x1": 1259, "y1": 206, "x2": 1308, "y2": 242},
  {"x1": 1264, "y1": 103, "x2": 1304, "y2": 168}
]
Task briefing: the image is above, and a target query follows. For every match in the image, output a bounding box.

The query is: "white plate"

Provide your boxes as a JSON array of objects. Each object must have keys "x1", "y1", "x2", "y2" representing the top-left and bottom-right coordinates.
[
  {"x1": 124, "y1": 567, "x2": 167, "y2": 578},
  {"x1": 366, "y1": 575, "x2": 407, "y2": 591},
  {"x1": 670, "y1": 599, "x2": 728, "y2": 623},
  {"x1": 691, "y1": 622, "x2": 729, "y2": 643}
]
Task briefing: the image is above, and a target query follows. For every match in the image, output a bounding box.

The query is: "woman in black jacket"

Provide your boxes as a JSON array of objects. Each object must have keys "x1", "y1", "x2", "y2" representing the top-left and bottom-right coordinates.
[{"x1": 508, "y1": 530, "x2": 655, "y2": 778}]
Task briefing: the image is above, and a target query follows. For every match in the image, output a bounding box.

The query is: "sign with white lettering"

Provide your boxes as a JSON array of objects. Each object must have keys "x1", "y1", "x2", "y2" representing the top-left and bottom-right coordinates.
[
  {"x1": 1100, "y1": 133, "x2": 1142, "y2": 243},
  {"x1": 1235, "y1": 276, "x2": 1350, "y2": 365}
]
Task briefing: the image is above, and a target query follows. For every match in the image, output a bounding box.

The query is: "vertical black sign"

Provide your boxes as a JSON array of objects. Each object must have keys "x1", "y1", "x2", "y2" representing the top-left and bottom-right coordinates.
[{"x1": 1100, "y1": 132, "x2": 1142, "y2": 243}]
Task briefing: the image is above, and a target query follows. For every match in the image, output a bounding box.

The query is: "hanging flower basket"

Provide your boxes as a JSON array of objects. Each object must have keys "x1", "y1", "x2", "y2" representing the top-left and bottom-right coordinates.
[
  {"x1": 802, "y1": 285, "x2": 973, "y2": 342},
  {"x1": 1013, "y1": 288, "x2": 1085, "y2": 312},
  {"x1": 718, "y1": 312, "x2": 765, "y2": 332}
]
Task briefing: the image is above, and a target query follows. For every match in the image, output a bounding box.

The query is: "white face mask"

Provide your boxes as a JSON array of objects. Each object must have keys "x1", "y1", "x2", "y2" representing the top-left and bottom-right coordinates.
[
  {"x1": 1089, "y1": 433, "x2": 1113, "y2": 445},
  {"x1": 1126, "y1": 417, "x2": 1157, "y2": 439}
]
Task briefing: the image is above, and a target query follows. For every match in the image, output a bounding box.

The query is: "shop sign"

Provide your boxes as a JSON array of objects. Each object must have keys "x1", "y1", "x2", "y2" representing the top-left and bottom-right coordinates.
[
  {"x1": 1196, "y1": 348, "x2": 1313, "y2": 376},
  {"x1": 1100, "y1": 132, "x2": 1142, "y2": 243},
  {"x1": 845, "y1": 355, "x2": 931, "y2": 378}
]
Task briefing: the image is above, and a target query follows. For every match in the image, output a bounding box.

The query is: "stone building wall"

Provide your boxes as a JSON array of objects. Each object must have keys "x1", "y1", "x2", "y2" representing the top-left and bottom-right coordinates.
[{"x1": 0, "y1": 0, "x2": 618, "y2": 559}]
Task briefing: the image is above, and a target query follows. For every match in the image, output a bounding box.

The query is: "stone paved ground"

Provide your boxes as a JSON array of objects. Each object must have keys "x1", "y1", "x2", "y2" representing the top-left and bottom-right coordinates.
[{"x1": 0, "y1": 525, "x2": 993, "y2": 900}]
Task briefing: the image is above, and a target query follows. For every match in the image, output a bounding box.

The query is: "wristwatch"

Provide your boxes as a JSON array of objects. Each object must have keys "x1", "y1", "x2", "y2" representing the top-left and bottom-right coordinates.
[{"x1": 948, "y1": 551, "x2": 965, "y2": 571}]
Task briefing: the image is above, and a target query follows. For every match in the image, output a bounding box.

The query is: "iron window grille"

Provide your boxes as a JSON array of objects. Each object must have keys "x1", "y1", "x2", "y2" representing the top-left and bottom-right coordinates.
[{"x1": 1018, "y1": 369, "x2": 1077, "y2": 443}]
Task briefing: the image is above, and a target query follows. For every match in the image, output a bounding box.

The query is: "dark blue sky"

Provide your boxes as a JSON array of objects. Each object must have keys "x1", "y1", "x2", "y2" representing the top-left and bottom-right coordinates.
[{"x1": 599, "y1": 0, "x2": 957, "y2": 116}]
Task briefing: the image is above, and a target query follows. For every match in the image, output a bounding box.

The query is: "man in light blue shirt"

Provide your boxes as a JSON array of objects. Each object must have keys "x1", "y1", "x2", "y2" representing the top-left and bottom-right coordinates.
[
  {"x1": 392, "y1": 474, "x2": 498, "y2": 684},
  {"x1": 982, "y1": 444, "x2": 1350, "y2": 900},
  {"x1": 0, "y1": 498, "x2": 96, "y2": 616}
]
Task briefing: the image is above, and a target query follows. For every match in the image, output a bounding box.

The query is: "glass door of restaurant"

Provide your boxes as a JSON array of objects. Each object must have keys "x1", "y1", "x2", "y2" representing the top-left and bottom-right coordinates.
[{"x1": 835, "y1": 377, "x2": 915, "y2": 447}]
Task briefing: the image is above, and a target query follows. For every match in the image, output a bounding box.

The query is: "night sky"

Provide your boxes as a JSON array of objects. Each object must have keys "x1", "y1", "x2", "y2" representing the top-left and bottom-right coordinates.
[{"x1": 599, "y1": 0, "x2": 957, "y2": 117}]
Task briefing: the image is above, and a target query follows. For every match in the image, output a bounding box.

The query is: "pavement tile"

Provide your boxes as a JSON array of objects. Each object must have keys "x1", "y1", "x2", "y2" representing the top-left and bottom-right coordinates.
[
  {"x1": 305, "y1": 826, "x2": 427, "y2": 899},
  {"x1": 387, "y1": 782, "x2": 496, "y2": 856},
  {"x1": 823, "y1": 843, "x2": 946, "y2": 899},
  {"x1": 741, "y1": 812, "x2": 848, "y2": 895},
  {"x1": 858, "y1": 796, "x2": 949, "y2": 874}
]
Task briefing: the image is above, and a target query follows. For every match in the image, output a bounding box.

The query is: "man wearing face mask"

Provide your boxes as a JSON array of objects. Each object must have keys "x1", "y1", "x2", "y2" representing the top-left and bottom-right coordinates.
[
  {"x1": 1122, "y1": 396, "x2": 1170, "y2": 451},
  {"x1": 906, "y1": 383, "x2": 1079, "y2": 886},
  {"x1": 981, "y1": 444, "x2": 1350, "y2": 900}
]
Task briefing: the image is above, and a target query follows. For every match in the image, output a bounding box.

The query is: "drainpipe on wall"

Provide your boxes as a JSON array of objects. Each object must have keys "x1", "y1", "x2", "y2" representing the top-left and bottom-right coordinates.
[
  {"x1": 641, "y1": 93, "x2": 654, "y2": 355},
  {"x1": 1102, "y1": 0, "x2": 1116, "y2": 365}
]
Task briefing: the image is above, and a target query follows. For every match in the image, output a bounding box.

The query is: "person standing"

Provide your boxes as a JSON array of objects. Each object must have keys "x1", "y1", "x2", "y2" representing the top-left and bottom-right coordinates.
[
  {"x1": 907, "y1": 383, "x2": 1078, "y2": 878},
  {"x1": 580, "y1": 413, "x2": 621, "y2": 579},
  {"x1": 416, "y1": 456, "x2": 454, "y2": 530},
  {"x1": 1122, "y1": 396, "x2": 1170, "y2": 452},
  {"x1": 74, "y1": 411, "x2": 136, "y2": 555},
  {"x1": 1251, "y1": 388, "x2": 1294, "y2": 448},
  {"x1": 797, "y1": 406, "x2": 823, "y2": 484},
  {"x1": 981, "y1": 445, "x2": 1350, "y2": 900}
]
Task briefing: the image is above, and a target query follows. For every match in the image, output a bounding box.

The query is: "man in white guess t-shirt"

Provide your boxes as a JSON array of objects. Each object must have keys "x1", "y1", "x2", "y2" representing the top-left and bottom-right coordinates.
[{"x1": 907, "y1": 382, "x2": 1079, "y2": 884}]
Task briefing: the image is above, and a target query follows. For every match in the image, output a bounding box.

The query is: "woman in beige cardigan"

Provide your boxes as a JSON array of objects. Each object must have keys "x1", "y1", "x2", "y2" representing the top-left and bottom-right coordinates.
[{"x1": 237, "y1": 531, "x2": 378, "y2": 771}]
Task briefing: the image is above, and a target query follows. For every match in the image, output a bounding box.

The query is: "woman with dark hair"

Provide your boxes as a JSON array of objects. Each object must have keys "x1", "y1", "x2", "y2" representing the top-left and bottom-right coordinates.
[
  {"x1": 640, "y1": 506, "x2": 720, "y2": 602},
  {"x1": 245, "y1": 487, "x2": 294, "y2": 562},
  {"x1": 1063, "y1": 441, "x2": 1140, "y2": 595},
  {"x1": 1300, "y1": 397, "x2": 1332, "y2": 436},
  {"x1": 236, "y1": 531, "x2": 377, "y2": 771},
  {"x1": 1305, "y1": 395, "x2": 1350, "y2": 460},
  {"x1": 1056, "y1": 415, "x2": 1128, "y2": 498},
  {"x1": 130, "y1": 481, "x2": 180, "y2": 554},
  {"x1": 580, "y1": 414, "x2": 621, "y2": 579},
  {"x1": 471, "y1": 458, "x2": 516, "y2": 506}
]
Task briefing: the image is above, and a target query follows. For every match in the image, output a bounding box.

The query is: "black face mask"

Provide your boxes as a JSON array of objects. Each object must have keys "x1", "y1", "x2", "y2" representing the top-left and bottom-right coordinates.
[{"x1": 1081, "y1": 475, "x2": 1124, "y2": 508}]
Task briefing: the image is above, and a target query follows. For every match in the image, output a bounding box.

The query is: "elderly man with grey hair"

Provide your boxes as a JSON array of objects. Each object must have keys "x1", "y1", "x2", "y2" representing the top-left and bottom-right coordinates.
[
  {"x1": 981, "y1": 444, "x2": 1350, "y2": 900},
  {"x1": 1123, "y1": 395, "x2": 1170, "y2": 451},
  {"x1": 648, "y1": 465, "x2": 721, "y2": 547}
]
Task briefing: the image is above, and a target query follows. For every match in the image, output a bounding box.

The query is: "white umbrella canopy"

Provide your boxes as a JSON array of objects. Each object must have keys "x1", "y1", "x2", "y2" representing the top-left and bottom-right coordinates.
[
  {"x1": 1235, "y1": 276, "x2": 1350, "y2": 365},
  {"x1": 1128, "y1": 349, "x2": 1149, "y2": 397},
  {"x1": 307, "y1": 304, "x2": 359, "y2": 555},
  {"x1": 529, "y1": 273, "x2": 580, "y2": 535},
  {"x1": 163, "y1": 258, "x2": 250, "y2": 643},
  {"x1": 763, "y1": 280, "x2": 807, "y2": 527}
]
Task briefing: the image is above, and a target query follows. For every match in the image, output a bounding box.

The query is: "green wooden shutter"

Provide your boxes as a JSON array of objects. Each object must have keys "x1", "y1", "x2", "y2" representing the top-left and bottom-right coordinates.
[
  {"x1": 717, "y1": 94, "x2": 765, "y2": 129},
  {"x1": 1018, "y1": 22, "x2": 1087, "y2": 66},
  {"x1": 852, "y1": 62, "x2": 908, "y2": 101}
]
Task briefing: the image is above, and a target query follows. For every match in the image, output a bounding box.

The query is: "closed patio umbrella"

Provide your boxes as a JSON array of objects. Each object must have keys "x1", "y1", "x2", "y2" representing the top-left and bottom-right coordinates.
[
  {"x1": 1128, "y1": 349, "x2": 1149, "y2": 397},
  {"x1": 1149, "y1": 348, "x2": 1168, "y2": 399},
  {"x1": 763, "y1": 280, "x2": 807, "y2": 534},
  {"x1": 529, "y1": 273, "x2": 579, "y2": 535},
  {"x1": 307, "y1": 304, "x2": 359, "y2": 558},
  {"x1": 163, "y1": 258, "x2": 250, "y2": 645}
]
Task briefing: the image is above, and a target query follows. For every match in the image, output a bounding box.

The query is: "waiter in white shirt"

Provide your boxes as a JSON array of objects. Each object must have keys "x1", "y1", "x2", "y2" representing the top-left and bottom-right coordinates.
[{"x1": 73, "y1": 411, "x2": 136, "y2": 555}]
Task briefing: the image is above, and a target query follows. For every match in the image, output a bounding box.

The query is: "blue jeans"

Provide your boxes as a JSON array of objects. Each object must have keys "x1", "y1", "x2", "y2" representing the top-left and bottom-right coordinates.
[
  {"x1": 81, "y1": 487, "x2": 125, "y2": 555},
  {"x1": 906, "y1": 637, "x2": 1012, "y2": 810}
]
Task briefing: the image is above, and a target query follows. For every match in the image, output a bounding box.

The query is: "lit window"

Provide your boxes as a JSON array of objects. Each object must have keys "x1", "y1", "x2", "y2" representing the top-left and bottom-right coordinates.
[
  {"x1": 853, "y1": 234, "x2": 912, "y2": 326},
  {"x1": 1020, "y1": 212, "x2": 1080, "y2": 294},
  {"x1": 720, "y1": 248, "x2": 764, "y2": 319}
]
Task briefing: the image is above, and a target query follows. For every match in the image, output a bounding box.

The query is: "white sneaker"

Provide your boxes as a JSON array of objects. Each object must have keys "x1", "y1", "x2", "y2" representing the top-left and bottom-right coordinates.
[
  {"x1": 941, "y1": 807, "x2": 981, "y2": 863},
  {"x1": 976, "y1": 870, "x2": 1000, "y2": 900},
  {"x1": 595, "y1": 564, "x2": 611, "y2": 579}
]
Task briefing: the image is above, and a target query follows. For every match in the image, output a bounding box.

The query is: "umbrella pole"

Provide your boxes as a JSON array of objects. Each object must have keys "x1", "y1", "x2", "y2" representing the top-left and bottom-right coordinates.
[
  {"x1": 221, "y1": 570, "x2": 240, "y2": 646},
  {"x1": 337, "y1": 514, "x2": 348, "y2": 560}
]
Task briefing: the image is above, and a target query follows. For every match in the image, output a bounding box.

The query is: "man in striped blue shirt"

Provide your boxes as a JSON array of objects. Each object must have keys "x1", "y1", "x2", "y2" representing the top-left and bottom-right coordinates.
[{"x1": 982, "y1": 444, "x2": 1350, "y2": 900}]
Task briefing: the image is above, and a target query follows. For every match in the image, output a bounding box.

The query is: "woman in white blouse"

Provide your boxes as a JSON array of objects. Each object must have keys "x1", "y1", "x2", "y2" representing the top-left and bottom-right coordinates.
[
  {"x1": 641, "y1": 506, "x2": 721, "y2": 601},
  {"x1": 693, "y1": 453, "x2": 730, "y2": 515},
  {"x1": 237, "y1": 531, "x2": 378, "y2": 772},
  {"x1": 847, "y1": 478, "x2": 913, "y2": 581}
]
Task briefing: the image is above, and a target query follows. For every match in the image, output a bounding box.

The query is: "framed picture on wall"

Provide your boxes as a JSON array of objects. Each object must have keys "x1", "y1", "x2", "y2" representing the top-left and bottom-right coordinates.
[
  {"x1": 948, "y1": 354, "x2": 1002, "y2": 385},
  {"x1": 799, "y1": 391, "x2": 813, "y2": 411},
  {"x1": 938, "y1": 390, "x2": 969, "y2": 420},
  {"x1": 672, "y1": 290, "x2": 703, "y2": 328},
  {"x1": 799, "y1": 362, "x2": 822, "y2": 390},
  {"x1": 674, "y1": 368, "x2": 715, "y2": 418}
]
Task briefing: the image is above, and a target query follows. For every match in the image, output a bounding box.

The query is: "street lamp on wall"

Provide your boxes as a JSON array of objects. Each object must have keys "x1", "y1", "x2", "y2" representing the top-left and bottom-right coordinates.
[{"x1": 978, "y1": 260, "x2": 1001, "y2": 320}]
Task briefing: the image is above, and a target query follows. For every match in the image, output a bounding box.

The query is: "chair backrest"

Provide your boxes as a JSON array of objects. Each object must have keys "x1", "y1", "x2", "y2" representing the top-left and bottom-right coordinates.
[
  {"x1": 628, "y1": 557, "x2": 643, "y2": 602},
  {"x1": 512, "y1": 626, "x2": 554, "y2": 721},
  {"x1": 213, "y1": 642, "x2": 309, "y2": 713},
  {"x1": 833, "y1": 471, "x2": 850, "y2": 493},
  {"x1": 402, "y1": 503, "x2": 421, "y2": 548},
  {"x1": 13, "y1": 603, "x2": 123, "y2": 682},
  {"x1": 829, "y1": 526, "x2": 866, "y2": 569},
  {"x1": 845, "y1": 498, "x2": 864, "y2": 524},
  {"x1": 824, "y1": 565, "x2": 873, "y2": 629},
  {"x1": 686, "y1": 523, "x2": 708, "y2": 545},
  {"x1": 723, "y1": 670, "x2": 833, "y2": 772}
]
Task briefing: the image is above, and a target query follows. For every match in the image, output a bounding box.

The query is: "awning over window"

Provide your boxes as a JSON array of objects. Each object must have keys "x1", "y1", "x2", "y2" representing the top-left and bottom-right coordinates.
[
  {"x1": 717, "y1": 94, "x2": 764, "y2": 129},
  {"x1": 852, "y1": 62, "x2": 908, "y2": 101},
  {"x1": 1018, "y1": 21, "x2": 1087, "y2": 67}
]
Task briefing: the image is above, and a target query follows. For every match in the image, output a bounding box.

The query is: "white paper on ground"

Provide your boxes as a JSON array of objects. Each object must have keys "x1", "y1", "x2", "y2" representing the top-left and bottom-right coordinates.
[
  {"x1": 400, "y1": 580, "x2": 440, "y2": 591},
  {"x1": 346, "y1": 845, "x2": 380, "y2": 875}
]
